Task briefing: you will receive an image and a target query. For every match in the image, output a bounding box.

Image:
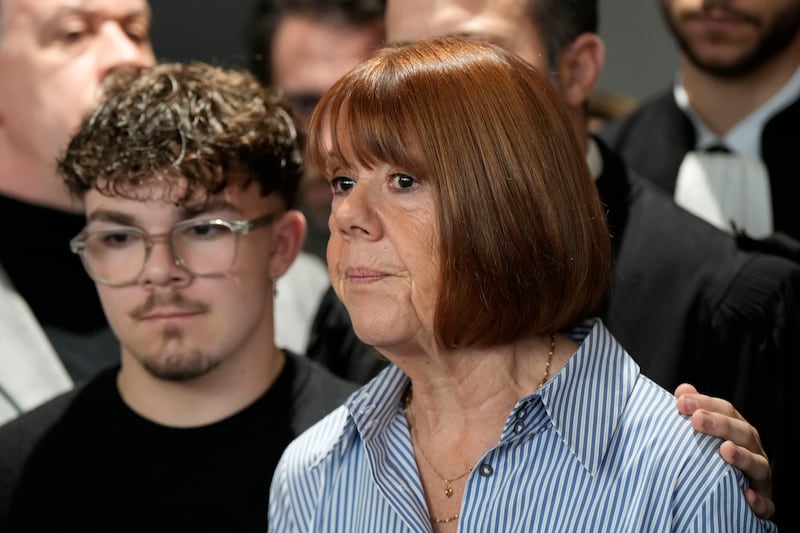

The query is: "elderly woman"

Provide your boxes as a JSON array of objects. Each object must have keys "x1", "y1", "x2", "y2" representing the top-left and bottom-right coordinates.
[{"x1": 269, "y1": 37, "x2": 776, "y2": 532}]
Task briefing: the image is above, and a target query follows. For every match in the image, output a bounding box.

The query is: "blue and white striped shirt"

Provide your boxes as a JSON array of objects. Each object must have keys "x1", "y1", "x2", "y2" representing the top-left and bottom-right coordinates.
[{"x1": 269, "y1": 319, "x2": 777, "y2": 532}]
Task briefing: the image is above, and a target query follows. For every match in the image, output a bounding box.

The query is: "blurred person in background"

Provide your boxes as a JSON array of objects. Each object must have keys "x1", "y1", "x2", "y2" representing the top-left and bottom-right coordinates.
[
  {"x1": 0, "y1": 0, "x2": 155, "y2": 424},
  {"x1": 603, "y1": 0, "x2": 800, "y2": 245},
  {"x1": 248, "y1": 0, "x2": 385, "y2": 263}
]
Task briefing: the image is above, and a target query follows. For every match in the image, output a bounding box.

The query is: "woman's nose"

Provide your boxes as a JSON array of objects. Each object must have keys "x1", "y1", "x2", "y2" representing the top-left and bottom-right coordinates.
[{"x1": 329, "y1": 183, "x2": 382, "y2": 242}]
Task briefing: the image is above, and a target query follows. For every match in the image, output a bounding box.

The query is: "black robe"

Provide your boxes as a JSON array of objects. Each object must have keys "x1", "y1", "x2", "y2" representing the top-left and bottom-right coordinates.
[{"x1": 601, "y1": 90, "x2": 800, "y2": 241}]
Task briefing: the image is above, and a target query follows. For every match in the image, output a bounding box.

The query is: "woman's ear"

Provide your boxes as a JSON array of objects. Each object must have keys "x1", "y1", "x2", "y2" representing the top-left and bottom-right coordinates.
[
  {"x1": 557, "y1": 33, "x2": 606, "y2": 109},
  {"x1": 268, "y1": 209, "x2": 307, "y2": 280}
]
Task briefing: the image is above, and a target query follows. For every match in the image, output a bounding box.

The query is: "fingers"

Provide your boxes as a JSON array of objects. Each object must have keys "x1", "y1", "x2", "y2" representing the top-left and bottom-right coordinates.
[
  {"x1": 674, "y1": 384, "x2": 774, "y2": 520},
  {"x1": 675, "y1": 388, "x2": 739, "y2": 420},
  {"x1": 719, "y1": 440, "x2": 771, "y2": 490},
  {"x1": 744, "y1": 488, "x2": 776, "y2": 521},
  {"x1": 680, "y1": 398, "x2": 763, "y2": 457},
  {"x1": 673, "y1": 382, "x2": 698, "y2": 398}
]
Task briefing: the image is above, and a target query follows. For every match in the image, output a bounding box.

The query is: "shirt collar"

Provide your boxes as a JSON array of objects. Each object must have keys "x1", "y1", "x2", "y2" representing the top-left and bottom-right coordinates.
[
  {"x1": 343, "y1": 318, "x2": 640, "y2": 476},
  {"x1": 345, "y1": 363, "x2": 409, "y2": 443},
  {"x1": 586, "y1": 137, "x2": 604, "y2": 181},
  {"x1": 524, "y1": 319, "x2": 639, "y2": 474},
  {"x1": 673, "y1": 63, "x2": 800, "y2": 156}
]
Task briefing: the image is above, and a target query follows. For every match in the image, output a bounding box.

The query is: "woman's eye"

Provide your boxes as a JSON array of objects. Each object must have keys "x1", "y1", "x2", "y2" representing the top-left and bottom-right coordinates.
[
  {"x1": 392, "y1": 173, "x2": 418, "y2": 190},
  {"x1": 330, "y1": 176, "x2": 355, "y2": 194}
]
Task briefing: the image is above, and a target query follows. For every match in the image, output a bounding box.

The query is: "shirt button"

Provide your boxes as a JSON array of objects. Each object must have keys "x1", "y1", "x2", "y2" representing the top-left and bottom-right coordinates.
[
  {"x1": 516, "y1": 408, "x2": 527, "y2": 419},
  {"x1": 514, "y1": 422, "x2": 525, "y2": 433},
  {"x1": 479, "y1": 463, "x2": 494, "y2": 477}
]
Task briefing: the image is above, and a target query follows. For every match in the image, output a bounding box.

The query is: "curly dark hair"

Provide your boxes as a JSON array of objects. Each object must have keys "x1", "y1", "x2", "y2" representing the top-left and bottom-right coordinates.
[{"x1": 58, "y1": 62, "x2": 305, "y2": 208}]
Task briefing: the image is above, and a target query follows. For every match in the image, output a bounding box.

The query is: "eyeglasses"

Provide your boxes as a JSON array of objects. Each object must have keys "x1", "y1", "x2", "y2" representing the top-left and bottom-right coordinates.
[{"x1": 69, "y1": 213, "x2": 276, "y2": 286}]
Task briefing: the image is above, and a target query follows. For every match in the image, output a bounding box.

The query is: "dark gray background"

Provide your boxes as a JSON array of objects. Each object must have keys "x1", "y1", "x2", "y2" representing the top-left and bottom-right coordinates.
[{"x1": 150, "y1": 0, "x2": 676, "y2": 104}]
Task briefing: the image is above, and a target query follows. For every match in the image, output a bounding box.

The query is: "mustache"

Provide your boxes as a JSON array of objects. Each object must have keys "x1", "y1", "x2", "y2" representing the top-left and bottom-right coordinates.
[
  {"x1": 693, "y1": 0, "x2": 761, "y2": 26},
  {"x1": 129, "y1": 292, "x2": 209, "y2": 320}
]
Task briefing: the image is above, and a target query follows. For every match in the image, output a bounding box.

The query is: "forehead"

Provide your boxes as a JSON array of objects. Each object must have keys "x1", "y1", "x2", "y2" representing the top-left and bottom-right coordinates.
[
  {"x1": 2, "y1": 0, "x2": 150, "y2": 29},
  {"x1": 386, "y1": 0, "x2": 546, "y2": 68},
  {"x1": 85, "y1": 179, "x2": 272, "y2": 218},
  {"x1": 272, "y1": 14, "x2": 382, "y2": 92}
]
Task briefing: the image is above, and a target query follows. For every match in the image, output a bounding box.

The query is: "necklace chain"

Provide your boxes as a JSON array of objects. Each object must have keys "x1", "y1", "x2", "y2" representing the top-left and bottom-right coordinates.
[
  {"x1": 537, "y1": 332, "x2": 556, "y2": 390},
  {"x1": 410, "y1": 420, "x2": 472, "y2": 498},
  {"x1": 402, "y1": 332, "x2": 556, "y2": 524}
]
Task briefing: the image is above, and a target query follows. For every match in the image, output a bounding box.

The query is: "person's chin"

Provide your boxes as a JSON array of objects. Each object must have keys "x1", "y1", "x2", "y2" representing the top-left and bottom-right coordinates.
[{"x1": 139, "y1": 349, "x2": 219, "y2": 382}]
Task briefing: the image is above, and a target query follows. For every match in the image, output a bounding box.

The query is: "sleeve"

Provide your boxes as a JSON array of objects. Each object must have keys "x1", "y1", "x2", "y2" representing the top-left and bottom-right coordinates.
[
  {"x1": 686, "y1": 468, "x2": 778, "y2": 532},
  {"x1": 268, "y1": 456, "x2": 299, "y2": 533},
  {"x1": 703, "y1": 253, "x2": 800, "y2": 532}
]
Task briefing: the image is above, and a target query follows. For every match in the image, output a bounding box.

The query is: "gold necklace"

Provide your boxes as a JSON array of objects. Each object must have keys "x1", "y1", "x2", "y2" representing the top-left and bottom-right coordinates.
[
  {"x1": 405, "y1": 396, "x2": 470, "y2": 524},
  {"x1": 402, "y1": 332, "x2": 556, "y2": 524},
  {"x1": 537, "y1": 332, "x2": 556, "y2": 390},
  {"x1": 410, "y1": 421, "x2": 472, "y2": 498}
]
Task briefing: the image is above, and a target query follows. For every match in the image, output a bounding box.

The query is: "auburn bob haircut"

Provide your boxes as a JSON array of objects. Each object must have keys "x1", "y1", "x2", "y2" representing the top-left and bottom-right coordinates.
[{"x1": 309, "y1": 36, "x2": 611, "y2": 348}]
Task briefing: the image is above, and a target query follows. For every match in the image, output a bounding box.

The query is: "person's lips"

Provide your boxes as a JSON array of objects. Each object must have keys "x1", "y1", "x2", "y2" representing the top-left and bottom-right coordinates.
[
  {"x1": 345, "y1": 266, "x2": 389, "y2": 283},
  {"x1": 137, "y1": 308, "x2": 203, "y2": 321},
  {"x1": 685, "y1": 7, "x2": 759, "y2": 30}
]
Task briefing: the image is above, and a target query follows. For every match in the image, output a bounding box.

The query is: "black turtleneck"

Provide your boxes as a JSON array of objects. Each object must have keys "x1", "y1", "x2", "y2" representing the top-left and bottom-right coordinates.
[{"x1": 0, "y1": 194, "x2": 106, "y2": 333}]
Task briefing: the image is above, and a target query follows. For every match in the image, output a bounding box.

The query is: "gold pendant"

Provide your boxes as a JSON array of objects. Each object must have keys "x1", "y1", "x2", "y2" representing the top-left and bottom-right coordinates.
[{"x1": 444, "y1": 480, "x2": 453, "y2": 497}]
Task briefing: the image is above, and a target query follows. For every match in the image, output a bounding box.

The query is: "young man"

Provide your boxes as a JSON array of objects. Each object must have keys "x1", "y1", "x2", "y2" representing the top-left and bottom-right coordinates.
[
  {"x1": 304, "y1": 0, "x2": 798, "y2": 526},
  {"x1": 603, "y1": 0, "x2": 800, "y2": 242},
  {"x1": 0, "y1": 0, "x2": 155, "y2": 423},
  {"x1": 0, "y1": 0, "x2": 326, "y2": 423},
  {"x1": 0, "y1": 62, "x2": 355, "y2": 531}
]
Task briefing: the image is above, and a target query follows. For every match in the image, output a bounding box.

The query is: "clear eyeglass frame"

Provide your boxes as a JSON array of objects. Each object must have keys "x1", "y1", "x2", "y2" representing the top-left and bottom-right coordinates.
[{"x1": 69, "y1": 212, "x2": 277, "y2": 286}]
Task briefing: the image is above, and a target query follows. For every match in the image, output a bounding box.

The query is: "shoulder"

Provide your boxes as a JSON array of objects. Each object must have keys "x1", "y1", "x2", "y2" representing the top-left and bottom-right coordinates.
[
  {"x1": 614, "y1": 181, "x2": 800, "y2": 325},
  {"x1": 714, "y1": 250, "x2": 800, "y2": 325},
  {"x1": 279, "y1": 405, "x2": 352, "y2": 474},
  {"x1": 269, "y1": 405, "x2": 352, "y2": 527},
  {"x1": 0, "y1": 385, "x2": 83, "y2": 523},
  {"x1": 0, "y1": 386, "x2": 79, "y2": 459},
  {"x1": 616, "y1": 177, "x2": 747, "y2": 281},
  {"x1": 284, "y1": 352, "x2": 356, "y2": 434},
  {"x1": 620, "y1": 377, "x2": 742, "y2": 498},
  {"x1": 625, "y1": 385, "x2": 779, "y2": 532},
  {"x1": 598, "y1": 89, "x2": 683, "y2": 148},
  {"x1": 599, "y1": 90, "x2": 679, "y2": 148},
  {"x1": 0, "y1": 367, "x2": 118, "y2": 467}
]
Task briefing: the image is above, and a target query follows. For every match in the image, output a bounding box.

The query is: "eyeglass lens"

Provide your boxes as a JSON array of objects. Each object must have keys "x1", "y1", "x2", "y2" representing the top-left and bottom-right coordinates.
[{"x1": 80, "y1": 221, "x2": 238, "y2": 285}]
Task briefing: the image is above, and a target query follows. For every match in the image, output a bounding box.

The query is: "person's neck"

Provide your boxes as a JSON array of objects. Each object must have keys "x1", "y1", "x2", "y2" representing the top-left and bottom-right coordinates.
[
  {"x1": 679, "y1": 35, "x2": 800, "y2": 135},
  {"x1": 117, "y1": 331, "x2": 286, "y2": 428},
  {"x1": 396, "y1": 333, "x2": 576, "y2": 437},
  {"x1": 395, "y1": 332, "x2": 578, "y2": 485},
  {"x1": 0, "y1": 146, "x2": 83, "y2": 213}
]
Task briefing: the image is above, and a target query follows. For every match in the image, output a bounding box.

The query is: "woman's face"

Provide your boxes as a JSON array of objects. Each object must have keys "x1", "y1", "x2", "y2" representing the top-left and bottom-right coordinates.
[{"x1": 326, "y1": 156, "x2": 441, "y2": 354}]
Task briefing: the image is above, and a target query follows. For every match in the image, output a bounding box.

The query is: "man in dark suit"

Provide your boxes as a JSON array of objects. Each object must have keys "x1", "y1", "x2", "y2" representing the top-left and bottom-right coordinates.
[
  {"x1": 306, "y1": 0, "x2": 799, "y2": 527},
  {"x1": 601, "y1": 0, "x2": 800, "y2": 243}
]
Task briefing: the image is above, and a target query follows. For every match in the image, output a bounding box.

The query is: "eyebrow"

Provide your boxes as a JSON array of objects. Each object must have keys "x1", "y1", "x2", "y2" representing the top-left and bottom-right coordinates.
[
  {"x1": 85, "y1": 210, "x2": 138, "y2": 227},
  {"x1": 40, "y1": 4, "x2": 152, "y2": 27},
  {"x1": 180, "y1": 199, "x2": 243, "y2": 218},
  {"x1": 84, "y1": 199, "x2": 243, "y2": 227}
]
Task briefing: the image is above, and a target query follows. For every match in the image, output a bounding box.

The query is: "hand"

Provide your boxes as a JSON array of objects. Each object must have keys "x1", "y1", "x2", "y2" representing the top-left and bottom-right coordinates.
[{"x1": 674, "y1": 383, "x2": 774, "y2": 519}]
